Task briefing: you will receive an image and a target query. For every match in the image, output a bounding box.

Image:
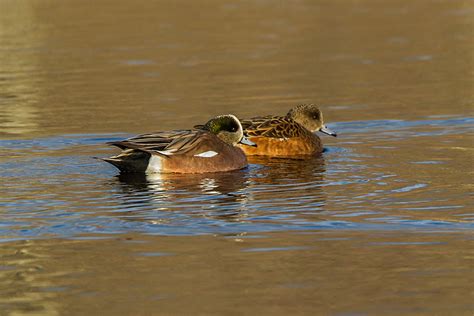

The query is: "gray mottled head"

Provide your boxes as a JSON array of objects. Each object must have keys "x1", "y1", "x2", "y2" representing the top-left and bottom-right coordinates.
[
  {"x1": 287, "y1": 104, "x2": 337, "y2": 137},
  {"x1": 202, "y1": 114, "x2": 256, "y2": 146}
]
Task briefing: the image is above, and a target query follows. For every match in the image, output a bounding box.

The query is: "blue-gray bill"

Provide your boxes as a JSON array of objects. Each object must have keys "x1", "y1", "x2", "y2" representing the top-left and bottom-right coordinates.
[
  {"x1": 239, "y1": 136, "x2": 257, "y2": 147},
  {"x1": 319, "y1": 125, "x2": 337, "y2": 137}
]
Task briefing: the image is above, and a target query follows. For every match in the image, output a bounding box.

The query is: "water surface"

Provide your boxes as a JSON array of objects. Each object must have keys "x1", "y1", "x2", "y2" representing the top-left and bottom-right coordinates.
[{"x1": 1, "y1": 0, "x2": 473, "y2": 315}]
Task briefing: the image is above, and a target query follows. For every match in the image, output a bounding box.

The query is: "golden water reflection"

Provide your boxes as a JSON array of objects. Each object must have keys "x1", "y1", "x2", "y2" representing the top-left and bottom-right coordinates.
[
  {"x1": 1, "y1": 232, "x2": 472, "y2": 315},
  {"x1": 0, "y1": 1, "x2": 42, "y2": 136},
  {"x1": 0, "y1": 0, "x2": 472, "y2": 137}
]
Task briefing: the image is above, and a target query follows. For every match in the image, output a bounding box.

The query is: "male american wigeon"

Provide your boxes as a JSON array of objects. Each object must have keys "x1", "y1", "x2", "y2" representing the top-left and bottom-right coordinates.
[
  {"x1": 102, "y1": 114, "x2": 256, "y2": 174},
  {"x1": 237, "y1": 104, "x2": 337, "y2": 157}
]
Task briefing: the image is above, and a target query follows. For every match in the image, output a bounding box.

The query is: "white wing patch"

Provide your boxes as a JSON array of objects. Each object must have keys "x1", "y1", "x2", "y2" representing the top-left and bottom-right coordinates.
[{"x1": 194, "y1": 151, "x2": 218, "y2": 158}]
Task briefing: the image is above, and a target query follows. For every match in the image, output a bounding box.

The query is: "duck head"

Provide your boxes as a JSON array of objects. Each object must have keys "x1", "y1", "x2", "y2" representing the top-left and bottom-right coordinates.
[
  {"x1": 287, "y1": 104, "x2": 337, "y2": 137},
  {"x1": 202, "y1": 114, "x2": 257, "y2": 146}
]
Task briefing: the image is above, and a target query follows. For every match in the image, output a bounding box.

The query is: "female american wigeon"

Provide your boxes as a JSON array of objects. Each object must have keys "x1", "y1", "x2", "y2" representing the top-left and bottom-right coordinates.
[
  {"x1": 237, "y1": 104, "x2": 337, "y2": 157},
  {"x1": 103, "y1": 115, "x2": 256, "y2": 174}
]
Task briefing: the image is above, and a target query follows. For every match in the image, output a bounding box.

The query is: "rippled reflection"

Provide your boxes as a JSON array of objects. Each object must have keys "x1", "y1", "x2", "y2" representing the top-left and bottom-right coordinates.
[
  {"x1": 116, "y1": 169, "x2": 251, "y2": 221},
  {"x1": 109, "y1": 156, "x2": 326, "y2": 226},
  {"x1": 0, "y1": 241, "x2": 60, "y2": 315},
  {"x1": 0, "y1": 1, "x2": 41, "y2": 136}
]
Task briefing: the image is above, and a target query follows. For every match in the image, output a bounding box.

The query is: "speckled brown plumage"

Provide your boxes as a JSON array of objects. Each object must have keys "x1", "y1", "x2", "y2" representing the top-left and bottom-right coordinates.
[
  {"x1": 237, "y1": 104, "x2": 336, "y2": 157},
  {"x1": 241, "y1": 116, "x2": 310, "y2": 138}
]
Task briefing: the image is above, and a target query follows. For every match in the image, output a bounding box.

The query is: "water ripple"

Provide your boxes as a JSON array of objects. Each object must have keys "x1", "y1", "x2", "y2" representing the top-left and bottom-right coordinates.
[{"x1": 1, "y1": 117, "x2": 473, "y2": 240}]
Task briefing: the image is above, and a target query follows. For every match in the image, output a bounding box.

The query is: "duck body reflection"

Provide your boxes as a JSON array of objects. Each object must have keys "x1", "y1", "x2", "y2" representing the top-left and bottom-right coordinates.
[{"x1": 112, "y1": 156, "x2": 326, "y2": 230}]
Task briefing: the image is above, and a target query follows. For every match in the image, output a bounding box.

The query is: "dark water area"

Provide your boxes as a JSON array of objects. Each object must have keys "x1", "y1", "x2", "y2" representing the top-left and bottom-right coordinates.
[{"x1": 1, "y1": 0, "x2": 473, "y2": 315}]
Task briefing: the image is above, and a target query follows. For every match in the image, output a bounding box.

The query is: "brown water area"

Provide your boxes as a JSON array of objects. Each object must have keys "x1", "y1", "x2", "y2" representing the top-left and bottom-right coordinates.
[{"x1": 1, "y1": 0, "x2": 473, "y2": 315}]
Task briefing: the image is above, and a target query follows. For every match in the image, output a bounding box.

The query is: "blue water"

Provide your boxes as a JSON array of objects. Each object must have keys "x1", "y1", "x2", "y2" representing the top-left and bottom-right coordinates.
[{"x1": 1, "y1": 117, "x2": 473, "y2": 241}]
